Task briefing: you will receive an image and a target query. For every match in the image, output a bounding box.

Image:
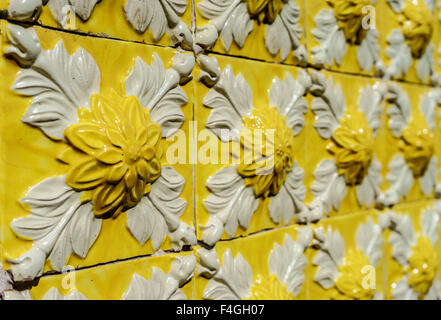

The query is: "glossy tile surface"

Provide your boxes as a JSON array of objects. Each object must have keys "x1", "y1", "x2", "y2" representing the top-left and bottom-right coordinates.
[
  {"x1": 0, "y1": 22, "x2": 195, "y2": 277},
  {"x1": 4, "y1": 0, "x2": 193, "y2": 49},
  {"x1": 1, "y1": 0, "x2": 441, "y2": 301}
]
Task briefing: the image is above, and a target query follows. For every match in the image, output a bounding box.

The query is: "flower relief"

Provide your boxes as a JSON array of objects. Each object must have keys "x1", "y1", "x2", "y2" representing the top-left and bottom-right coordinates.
[
  {"x1": 123, "y1": 255, "x2": 196, "y2": 300},
  {"x1": 311, "y1": 0, "x2": 382, "y2": 73},
  {"x1": 199, "y1": 227, "x2": 312, "y2": 300},
  {"x1": 197, "y1": 55, "x2": 312, "y2": 246},
  {"x1": 8, "y1": 0, "x2": 101, "y2": 27},
  {"x1": 123, "y1": 0, "x2": 193, "y2": 49},
  {"x1": 4, "y1": 24, "x2": 197, "y2": 282},
  {"x1": 385, "y1": 0, "x2": 437, "y2": 83},
  {"x1": 383, "y1": 205, "x2": 441, "y2": 300},
  {"x1": 196, "y1": 0, "x2": 307, "y2": 63},
  {"x1": 382, "y1": 83, "x2": 440, "y2": 206},
  {"x1": 7, "y1": 0, "x2": 193, "y2": 49},
  {"x1": 308, "y1": 70, "x2": 384, "y2": 218},
  {"x1": 3, "y1": 255, "x2": 197, "y2": 300},
  {"x1": 312, "y1": 217, "x2": 385, "y2": 300}
]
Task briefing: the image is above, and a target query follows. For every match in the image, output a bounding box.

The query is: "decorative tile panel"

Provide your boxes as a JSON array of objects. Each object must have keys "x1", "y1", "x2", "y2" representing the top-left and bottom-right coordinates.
[
  {"x1": 194, "y1": 0, "x2": 307, "y2": 65},
  {"x1": 194, "y1": 53, "x2": 310, "y2": 244},
  {"x1": 0, "y1": 22, "x2": 195, "y2": 280},
  {"x1": 1, "y1": 0, "x2": 441, "y2": 301}
]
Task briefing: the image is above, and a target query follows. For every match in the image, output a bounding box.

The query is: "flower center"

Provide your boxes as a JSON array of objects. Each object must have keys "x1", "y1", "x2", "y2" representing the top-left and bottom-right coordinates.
[
  {"x1": 124, "y1": 144, "x2": 142, "y2": 164},
  {"x1": 63, "y1": 90, "x2": 162, "y2": 218},
  {"x1": 327, "y1": 0, "x2": 374, "y2": 44},
  {"x1": 328, "y1": 110, "x2": 374, "y2": 185},
  {"x1": 248, "y1": 274, "x2": 294, "y2": 299},
  {"x1": 399, "y1": 114, "x2": 434, "y2": 177},
  {"x1": 246, "y1": 0, "x2": 288, "y2": 24},
  {"x1": 399, "y1": 0, "x2": 433, "y2": 59},
  {"x1": 237, "y1": 105, "x2": 295, "y2": 198},
  {"x1": 408, "y1": 236, "x2": 438, "y2": 298},
  {"x1": 334, "y1": 249, "x2": 375, "y2": 300}
]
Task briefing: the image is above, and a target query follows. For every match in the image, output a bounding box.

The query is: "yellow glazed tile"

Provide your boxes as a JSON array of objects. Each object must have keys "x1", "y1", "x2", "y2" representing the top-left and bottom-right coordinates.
[
  {"x1": 194, "y1": 224, "x2": 311, "y2": 300},
  {"x1": 305, "y1": 0, "x2": 382, "y2": 76},
  {"x1": 4, "y1": 251, "x2": 196, "y2": 300},
  {"x1": 194, "y1": 0, "x2": 307, "y2": 66},
  {"x1": 4, "y1": 0, "x2": 193, "y2": 49},
  {"x1": 307, "y1": 209, "x2": 387, "y2": 300},
  {"x1": 433, "y1": 1, "x2": 441, "y2": 83},
  {"x1": 378, "y1": 0, "x2": 438, "y2": 85},
  {"x1": 382, "y1": 200, "x2": 441, "y2": 300},
  {"x1": 380, "y1": 80, "x2": 440, "y2": 206},
  {"x1": 305, "y1": 68, "x2": 387, "y2": 218},
  {"x1": 0, "y1": 22, "x2": 196, "y2": 281},
  {"x1": 194, "y1": 53, "x2": 310, "y2": 245}
]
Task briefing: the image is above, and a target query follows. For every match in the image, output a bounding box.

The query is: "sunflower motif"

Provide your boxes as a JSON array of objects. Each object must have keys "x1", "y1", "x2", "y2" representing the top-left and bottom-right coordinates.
[
  {"x1": 399, "y1": 0, "x2": 434, "y2": 59},
  {"x1": 313, "y1": 220, "x2": 384, "y2": 300},
  {"x1": 328, "y1": 109, "x2": 374, "y2": 185},
  {"x1": 197, "y1": 0, "x2": 307, "y2": 63},
  {"x1": 388, "y1": 209, "x2": 441, "y2": 300},
  {"x1": 237, "y1": 105, "x2": 295, "y2": 198},
  {"x1": 327, "y1": 0, "x2": 374, "y2": 44},
  {"x1": 62, "y1": 90, "x2": 162, "y2": 218},
  {"x1": 398, "y1": 113, "x2": 434, "y2": 177},
  {"x1": 407, "y1": 236, "x2": 438, "y2": 298},
  {"x1": 246, "y1": 0, "x2": 288, "y2": 24},
  {"x1": 334, "y1": 249, "x2": 376, "y2": 300},
  {"x1": 6, "y1": 26, "x2": 196, "y2": 282},
  {"x1": 202, "y1": 64, "x2": 310, "y2": 244}
]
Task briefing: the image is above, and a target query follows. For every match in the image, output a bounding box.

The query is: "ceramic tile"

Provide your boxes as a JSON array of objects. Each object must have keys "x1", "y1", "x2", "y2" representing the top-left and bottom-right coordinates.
[
  {"x1": 194, "y1": 224, "x2": 310, "y2": 300},
  {"x1": 193, "y1": 53, "x2": 309, "y2": 245},
  {"x1": 0, "y1": 0, "x2": 441, "y2": 301},
  {"x1": 380, "y1": 80, "x2": 440, "y2": 206},
  {"x1": 304, "y1": 68, "x2": 387, "y2": 218},
  {"x1": 4, "y1": 251, "x2": 196, "y2": 300},
  {"x1": 378, "y1": 0, "x2": 438, "y2": 85},
  {"x1": 307, "y1": 209, "x2": 387, "y2": 300},
  {"x1": 305, "y1": 0, "x2": 382, "y2": 76},
  {"x1": 0, "y1": 21, "x2": 196, "y2": 281},
  {"x1": 382, "y1": 200, "x2": 441, "y2": 300},
  {"x1": 3, "y1": 0, "x2": 193, "y2": 50},
  {"x1": 194, "y1": 0, "x2": 307, "y2": 66}
]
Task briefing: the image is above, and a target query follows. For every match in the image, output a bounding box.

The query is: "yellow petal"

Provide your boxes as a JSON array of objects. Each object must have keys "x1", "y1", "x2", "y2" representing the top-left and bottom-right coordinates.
[
  {"x1": 136, "y1": 159, "x2": 149, "y2": 179},
  {"x1": 57, "y1": 147, "x2": 77, "y2": 164},
  {"x1": 146, "y1": 123, "x2": 161, "y2": 146},
  {"x1": 127, "y1": 179, "x2": 145, "y2": 207},
  {"x1": 247, "y1": 0, "x2": 271, "y2": 16},
  {"x1": 124, "y1": 167, "x2": 138, "y2": 189},
  {"x1": 106, "y1": 128, "x2": 125, "y2": 147},
  {"x1": 146, "y1": 158, "x2": 161, "y2": 181},
  {"x1": 92, "y1": 181, "x2": 125, "y2": 218},
  {"x1": 66, "y1": 158, "x2": 106, "y2": 190},
  {"x1": 96, "y1": 148, "x2": 123, "y2": 165},
  {"x1": 90, "y1": 93, "x2": 124, "y2": 131},
  {"x1": 125, "y1": 95, "x2": 146, "y2": 129},
  {"x1": 65, "y1": 123, "x2": 108, "y2": 155},
  {"x1": 106, "y1": 162, "x2": 128, "y2": 183}
]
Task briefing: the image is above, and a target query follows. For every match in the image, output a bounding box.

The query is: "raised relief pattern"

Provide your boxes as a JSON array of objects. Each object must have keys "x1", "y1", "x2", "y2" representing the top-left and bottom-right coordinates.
[
  {"x1": 199, "y1": 56, "x2": 312, "y2": 245},
  {"x1": 196, "y1": 0, "x2": 307, "y2": 63},
  {"x1": 5, "y1": 25, "x2": 196, "y2": 281}
]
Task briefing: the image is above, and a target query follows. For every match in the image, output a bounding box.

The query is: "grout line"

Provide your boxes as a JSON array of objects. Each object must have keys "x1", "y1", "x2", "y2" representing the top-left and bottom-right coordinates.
[
  {"x1": 2, "y1": 5, "x2": 441, "y2": 295},
  {"x1": 1, "y1": 17, "x2": 440, "y2": 88}
]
